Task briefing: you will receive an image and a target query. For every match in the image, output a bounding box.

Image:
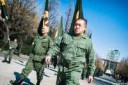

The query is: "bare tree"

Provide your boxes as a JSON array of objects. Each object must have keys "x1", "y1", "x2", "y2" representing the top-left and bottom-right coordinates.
[
  {"x1": 96, "y1": 54, "x2": 104, "y2": 71},
  {"x1": 94, "y1": 54, "x2": 104, "y2": 76},
  {"x1": 96, "y1": 58, "x2": 104, "y2": 71},
  {"x1": 65, "y1": 0, "x2": 73, "y2": 32},
  {"x1": 49, "y1": 0, "x2": 60, "y2": 30},
  {"x1": 116, "y1": 56, "x2": 128, "y2": 75},
  {"x1": 6, "y1": 0, "x2": 38, "y2": 36}
]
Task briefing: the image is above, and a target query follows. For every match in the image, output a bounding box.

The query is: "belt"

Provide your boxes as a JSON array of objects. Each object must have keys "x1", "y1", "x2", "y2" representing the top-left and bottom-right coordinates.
[{"x1": 60, "y1": 62, "x2": 83, "y2": 68}]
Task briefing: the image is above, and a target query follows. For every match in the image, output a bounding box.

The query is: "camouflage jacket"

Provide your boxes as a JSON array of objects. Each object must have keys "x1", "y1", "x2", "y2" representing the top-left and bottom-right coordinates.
[
  {"x1": 47, "y1": 33, "x2": 96, "y2": 76},
  {"x1": 9, "y1": 41, "x2": 18, "y2": 50},
  {"x1": 31, "y1": 35, "x2": 52, "y2": 61}
]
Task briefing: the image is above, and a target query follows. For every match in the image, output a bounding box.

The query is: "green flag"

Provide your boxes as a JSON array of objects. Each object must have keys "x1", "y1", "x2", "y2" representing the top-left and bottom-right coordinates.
[
  {"x1": 55, "y1": 16, "x2": 63, "y2": 38},
  {"x1": 38, "y1": 0, "x2": 49, "y2": 35},
  {"x1": 0, "y1": 0, "x2": 8, "y2": 20},
  {"x1": 69, "y1": 0, "x2": 83, "y2": 34}
]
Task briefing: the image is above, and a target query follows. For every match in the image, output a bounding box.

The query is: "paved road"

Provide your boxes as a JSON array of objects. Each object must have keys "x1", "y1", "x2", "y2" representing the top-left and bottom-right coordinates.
[
  {"x1": 1, "y1": 53, "x2": 121, "y2": 85},
  {"x1": 0, "y1": 54, "x2": 91, "y2": 85}
]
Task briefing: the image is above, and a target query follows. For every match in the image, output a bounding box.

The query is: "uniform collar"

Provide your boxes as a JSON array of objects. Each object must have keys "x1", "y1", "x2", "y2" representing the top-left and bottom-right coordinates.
[
  {"x1": 81, "y1": 34, "x2": 88, "y2": 39},
  {"x1": 38, "y1": 35, "x2": 48, "y2": 39},
  {"x1": 72, "y1": 34, "x2": 87, "y2": 39}
]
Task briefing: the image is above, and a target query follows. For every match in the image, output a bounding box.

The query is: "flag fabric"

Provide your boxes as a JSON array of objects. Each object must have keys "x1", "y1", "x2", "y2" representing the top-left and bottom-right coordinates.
[
  {"x1": 55, "y1": 16, "x2": 63, "y2": 38},
  {"x1": 38, "y1": 0, "x2": 49, "y2": 35},
  {"x1": 69, "y1": 0, "x2": 83, "y2": 34},
  {"x1": 43, "y1": 0, "x2": 49, "y2": 26},
  {"x1": 0, "y1": 0, "x2": 8, "y2": 20}
]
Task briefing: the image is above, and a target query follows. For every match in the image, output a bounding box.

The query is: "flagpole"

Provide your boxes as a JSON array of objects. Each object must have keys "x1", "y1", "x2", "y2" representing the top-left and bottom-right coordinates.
[{"x1": 0, "y1": 0, "x2": 9, "y2": 43}]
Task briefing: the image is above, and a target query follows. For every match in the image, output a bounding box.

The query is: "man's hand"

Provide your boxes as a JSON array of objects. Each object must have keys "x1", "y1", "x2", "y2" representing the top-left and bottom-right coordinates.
[
  {"x1": 8, "y1": 38, "x2": 10, "y2": 41},
  {"x1": 87, "y1": 76, "x2": 93, "y2": 83},
  {"x1": 45, "y1": 56, "x2": 51, "y2": 64},
  {"x1": 9, "y1": 47, "x2": 11, "y2": 49}
]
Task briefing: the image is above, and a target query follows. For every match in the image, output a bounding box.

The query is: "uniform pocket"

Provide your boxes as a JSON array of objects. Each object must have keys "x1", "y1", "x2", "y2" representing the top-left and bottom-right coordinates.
[
  {"x1": 77, "y1": 44, "x2": 86, "y2": 56},
  {"x1": 77, "y1": 44, "x2": 86, "y2": 49},
  {"x1": 42, "y1": 41, "x2": 48, "y2": 48}
]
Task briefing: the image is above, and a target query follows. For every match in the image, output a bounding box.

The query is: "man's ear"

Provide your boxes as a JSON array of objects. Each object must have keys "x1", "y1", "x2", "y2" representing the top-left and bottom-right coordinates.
[
  {"x1": 85, "y1": 25, "x2": 87, "y2": 28},
  {"x1": 84, "y1": 27, "x2": 87, "y2": 33}
]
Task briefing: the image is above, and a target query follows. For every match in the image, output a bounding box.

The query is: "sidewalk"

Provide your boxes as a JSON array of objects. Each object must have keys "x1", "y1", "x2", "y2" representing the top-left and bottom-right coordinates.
[
  {"x1": 0, "y1": 54, "x2": 91, "y2": 85},
  {"x1": 1, "y1": 53, "x2": 122, "y2": 85}
]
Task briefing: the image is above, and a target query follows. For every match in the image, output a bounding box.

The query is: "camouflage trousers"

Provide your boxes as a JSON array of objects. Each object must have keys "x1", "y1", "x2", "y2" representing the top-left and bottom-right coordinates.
[
  {"x1": 4, "y1": 49, "x2": 15, "y2": 62},
  {"x1": 56, "y1": 64, "x2": 83, "y2": 85},
  {"x1": 20, "y1": 58, "x2": 46, "y2": 81}
]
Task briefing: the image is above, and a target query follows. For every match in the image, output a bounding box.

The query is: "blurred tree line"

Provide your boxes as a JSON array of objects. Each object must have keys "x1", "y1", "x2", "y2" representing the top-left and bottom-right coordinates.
[
  {"x1": 0, "y1": 0, "x2": 63, "y2": 55},
  {"x1": 115, "y1": 57, "x2": 128, "y2": 82},
  {"x1": 6, "y1": 0, "x2": 38, "y2": 35},
  {"x1": 0, "y1": 0, "x2": 38, "y2": 54},
  {"x1": 116, "y1": 57, "x2": 128, "y2": 75},
  {"x1": 94, "y1": 54, "x2": 104, "y2": 77}
]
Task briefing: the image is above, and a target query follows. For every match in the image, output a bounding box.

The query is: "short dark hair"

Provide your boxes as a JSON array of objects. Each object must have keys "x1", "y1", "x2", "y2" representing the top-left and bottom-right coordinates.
[
  {"x1": 37, "y1": 18, "x2": 49, "y2": 35},
  {"x1": 76, "y1": 18, "x2": 87, "y2": 25}
]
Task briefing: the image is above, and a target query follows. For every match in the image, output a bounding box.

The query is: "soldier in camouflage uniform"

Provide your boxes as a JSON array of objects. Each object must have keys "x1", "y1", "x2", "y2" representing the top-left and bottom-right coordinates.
[
  {"x1": 11, "y1": 24, "x2": 52, "y2": 85},
  {"x1": 2, "y1": 38, "x2": 18, "y2": 64},
  {"x1": 45, "y1": 18, "x2": 96, "y2": 85}
]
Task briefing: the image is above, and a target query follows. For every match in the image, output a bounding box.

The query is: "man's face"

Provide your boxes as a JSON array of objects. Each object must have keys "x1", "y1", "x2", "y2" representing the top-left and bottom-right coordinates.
[
  {"x1": 14, "y1": 39, "x2": 17, "y2": 42},
  {"x1": 74, "y1": 19, "x2": 86, "y2": 36},
  {"x1": 41, "y1": 25, "x2": 49, "y2": 35}
]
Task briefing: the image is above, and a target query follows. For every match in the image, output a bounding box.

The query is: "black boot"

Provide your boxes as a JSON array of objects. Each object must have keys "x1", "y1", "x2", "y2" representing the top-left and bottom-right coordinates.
[
  {"x1": 36, "y1": 80, "x2": 41, "y2": 85},
  {"x1": 10, "y1": 78, "x2": 23, "y2": 85},
  {"x1": 2, "y1": 60, "x2": 7, "y2": 63},
  {"x1": 7, "y1": 61, "x2": 11, "y2": 64}
]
